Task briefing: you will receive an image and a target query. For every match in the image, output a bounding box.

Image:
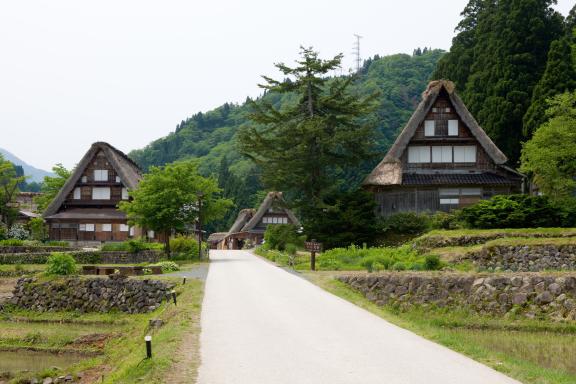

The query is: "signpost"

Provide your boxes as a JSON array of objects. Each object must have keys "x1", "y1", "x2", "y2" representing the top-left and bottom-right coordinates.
[{"x1": 305, "y1": 239, "x2": 322, "y2": 271}]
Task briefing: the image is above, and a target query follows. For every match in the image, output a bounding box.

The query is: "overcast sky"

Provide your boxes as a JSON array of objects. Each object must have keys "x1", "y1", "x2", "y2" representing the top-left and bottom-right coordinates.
[{"x1": 1, "y1": 0, "x2": 573, "y2": 171}]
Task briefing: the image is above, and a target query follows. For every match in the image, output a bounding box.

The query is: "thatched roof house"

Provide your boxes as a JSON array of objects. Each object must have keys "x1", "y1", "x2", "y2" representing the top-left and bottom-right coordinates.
[
  {"x1": 43, "y1": 142, "x2": 159, "y2": 243},
  {"x1": 364, "y1": 80, "x2": 524, "y2": 216},
  {"x1": 213, "y1": 192, "x2": 300, "y2": 249}
]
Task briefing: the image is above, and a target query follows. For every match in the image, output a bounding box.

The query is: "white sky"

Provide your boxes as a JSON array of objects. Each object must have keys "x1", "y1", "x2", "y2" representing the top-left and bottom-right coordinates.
[{"x1": 1, "y1": 0, "x2": 573, "y2": 171}]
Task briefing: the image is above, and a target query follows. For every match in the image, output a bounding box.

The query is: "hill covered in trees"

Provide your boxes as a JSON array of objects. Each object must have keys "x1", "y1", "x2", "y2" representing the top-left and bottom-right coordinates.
[{"x1": 129, "y1": 49, "x2": 445, "y2": 230}]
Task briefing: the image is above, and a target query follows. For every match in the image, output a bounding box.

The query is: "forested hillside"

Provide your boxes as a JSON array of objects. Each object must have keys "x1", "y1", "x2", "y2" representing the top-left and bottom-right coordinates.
[{"x1": 130, "y1": 49, "x2": 444, "y2": 230}]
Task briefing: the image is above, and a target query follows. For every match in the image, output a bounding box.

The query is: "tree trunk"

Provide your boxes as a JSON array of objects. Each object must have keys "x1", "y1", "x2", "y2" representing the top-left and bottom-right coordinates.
[{"x1": 164, "y1": 231, "x2": 171, "y2": 258}]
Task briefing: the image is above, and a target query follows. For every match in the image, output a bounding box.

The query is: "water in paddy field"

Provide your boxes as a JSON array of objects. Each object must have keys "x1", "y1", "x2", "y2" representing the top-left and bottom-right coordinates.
[{"x1": 0, "y1": 350, "x2": 85, "y2": 374}]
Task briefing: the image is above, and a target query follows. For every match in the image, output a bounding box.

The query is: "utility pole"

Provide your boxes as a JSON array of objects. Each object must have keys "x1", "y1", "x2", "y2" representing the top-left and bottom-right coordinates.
[{"x1": 352, "y1": 34, "x2": 363, "y2": 73}]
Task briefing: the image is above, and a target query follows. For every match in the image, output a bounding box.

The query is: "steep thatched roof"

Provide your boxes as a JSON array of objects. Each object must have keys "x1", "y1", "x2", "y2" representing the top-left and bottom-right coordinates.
[
  {"x1": 228, "y1": 209, "x2": 256, "y2": 234},
  {"x1": 364, "y1": 80, "x2": 508, "y2": 186},
  {"x1": 207, "y1": 232, "x2": 228, "y2": 243},
  {"x1": 43, "y1": 142, "x2": 142, "y2": 218},
  {"x1": 241, "y1": 191, "x2": 300, "y2": 232}
]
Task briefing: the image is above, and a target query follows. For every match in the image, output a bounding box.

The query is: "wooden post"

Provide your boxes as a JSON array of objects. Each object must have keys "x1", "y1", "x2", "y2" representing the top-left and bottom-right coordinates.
[{"x1": 310, "y1": 239, "x2": 316, "y2": 271}]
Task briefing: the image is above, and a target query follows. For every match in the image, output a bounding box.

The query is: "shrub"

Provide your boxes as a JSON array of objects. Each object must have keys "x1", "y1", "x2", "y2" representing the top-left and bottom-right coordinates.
[
  {"x1": 459, "y1": 195, "x2": 576, "y2": 229},
  {"x1": 429, "y1": 211, "x2": 463, "y2": 230},
  {"x1": 169, "y1": 236, "x2": 199, "y2": 259},
  {"x1": 0, "y1": 239, "x2": 24, "y2": 246},
  {"x1": 0, "y1": 224, "x2": 7, "y2": 240},
  {"x1": 383, "y1": 212, "x2": 431, "y2": 235},
  {"x1": 151, "y1": 261, "x2": 180, "y2": 273},
  {"x1": 285, "y1": 243, "x2": 298, "y2": 256},
  {"x1": 391, "y1": 261, "x2": 407, "y2": 271},
  {"x1": 45, "y1": 252, "x2": 77, "y2": 275},
  {"x1": 28, "y1": 218, "x2": 47, "y2": 241},
  {"x1": 264, "y1": 224, "x2": 304, "y2": 251},
  {"x1": 8, "y1": 224, "x2": 29, "y2": 240},
  {"x1": 424, "y1": 254, "x2": 442, "y2": 270}
]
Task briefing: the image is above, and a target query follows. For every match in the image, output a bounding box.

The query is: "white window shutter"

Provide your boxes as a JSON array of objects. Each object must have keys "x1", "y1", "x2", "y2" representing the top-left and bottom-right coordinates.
[
  {"x1": 73, "y1": 187, "x2": 81, "y2": 200},
  {"x1": 424, "y1": 120, "x2": 435, "y2": 136},
  {"x1": 448, "y1": 120, "x2": 459, "y2": 136}
]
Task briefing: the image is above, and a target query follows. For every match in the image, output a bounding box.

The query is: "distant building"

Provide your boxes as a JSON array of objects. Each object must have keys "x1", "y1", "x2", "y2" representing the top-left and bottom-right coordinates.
[
  {"x1": 43, "y1": 142, "x2": 160, "y2": 243},
  {"x1": 211, "y1": 192, "x2": 300, "y2": 250},
  {"x1": 364, "y1": 80, "x2": 524, "y2": 216},
  {"x1": 13, "y1": 192, "x2": 42, "y2": 224}
]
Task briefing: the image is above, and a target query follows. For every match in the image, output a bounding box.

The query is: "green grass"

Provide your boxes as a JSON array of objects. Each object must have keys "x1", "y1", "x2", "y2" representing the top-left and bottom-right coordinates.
[
  {"x1": 0, "y1": 275, "x2": 204, "y2": 383},
  {"x1": 304, "y1": 271, "x2": 576, "y2": 384},
  {"x1": 422, "y1": 228, "x2": 576, "y2": 238},
  {"x1": 485, "y1": 237, "x2": 576, "y2": 247}
]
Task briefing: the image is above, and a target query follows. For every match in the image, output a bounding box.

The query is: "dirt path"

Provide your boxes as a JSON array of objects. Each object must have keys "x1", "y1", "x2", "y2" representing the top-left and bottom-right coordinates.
[{"x1": 197, "y1": 250, "x2": 520, "y2": 384}]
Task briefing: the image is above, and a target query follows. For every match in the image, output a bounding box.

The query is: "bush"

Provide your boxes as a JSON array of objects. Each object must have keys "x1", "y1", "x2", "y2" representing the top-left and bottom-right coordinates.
[
  {"x1": 101, "y1": 240, "x2": 163, "y2": 253},
  {"x1": 0, "y1": 224, "x2": 7, "y2": 240},
  {"x1": 429, "y1": 211, "x2": 463, "y2": 230},
  {"x1": 424, "y1": 254, "x2": 442, "y2": 270},
  {"x1": 285, "y1": 243, "x2": 298, "y2": 256},
  {"x1": 264, "y1": 224, "x2": 304, "y2": 251},
  {"x1": 169, "y1": 236, "x2": 200, "y2": 259},
  {"x1": 151, "y1": 261, "x2": 180, "y2": 273},
  {"x1": 383, "y1": 212, "x2": 431, "y2": 235},
  {"x1": 459, "y1": 195, "x2": 576, "y2": 229},
  {"x1": 28, "y1": 218, "x2": 47, "y2": 241},
  {"x1": 45, "y1": 252, "x2": 77, "y2": 275},
  {"x1": 8, "y1": 224, "x2": 29, "y2": 240},
  {"x1": 0, "y1": 239, "x2": 24, "y2": 246}
]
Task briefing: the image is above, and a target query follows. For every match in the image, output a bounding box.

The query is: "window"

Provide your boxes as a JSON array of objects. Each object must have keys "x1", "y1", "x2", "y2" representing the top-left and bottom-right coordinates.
[
  {"x1": 432, "y1": 146, "x2": 453, "y2": 163},
  {"x1": 102, "y1": 224, "x2": 112, "y2": 232},
  {"x1": 94, "y1": 170, "x2": 108, "y2": 181},
  {"x1": 281, "y1": 217, "x2": 288, "y2": 224},
  {"x1": 129, "y1": 227, "x2": 135, "y2": 236},
  {"x1": 461, "y1": 188, "x2": 482, "y2": 196},
  {"x1": 445, "y1": 107, "x2": 451, "y2": 113},
  {"x1": 115, "y1": 176, "x2": 121, "y2": 183},
  {"x1": 122, "y1": 188, "x2": 129, "y2": 200},
  {"x1": 454, "y1": 146, "x2": 476, "y2": 163},
  {"x1": 73, "y1": 187, "x2": 81, "y2": 200},
  {"x1": 92, "y1": 187, "x2": 111, "y2": 200},
  {"x1": 81, "y1": 176, "x2": 87, "y2": 183},
  {"x1": 119, "y1": 224, "x2": 129, "y2": 232},
  {"x1": 424, "y1": 120, "x2": 435, "y2": 136},
  {"x1": 432, "y1": 107, "x2": 438, "y2": 113},
  {"x1": 408, "y1": 146, "x2": 431, "y2": 163},
  {"x1": 440, "y1": 198, "x2": 459, "y2": 205},
  {"x1": 79, "y1": 224, "x2": 95, "y2": 231},
  {"x1": 448, "y1": 120, "x2": 459, "y2": 136}
]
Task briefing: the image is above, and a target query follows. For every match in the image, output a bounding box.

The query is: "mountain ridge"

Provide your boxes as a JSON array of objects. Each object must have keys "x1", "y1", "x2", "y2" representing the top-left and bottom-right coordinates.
[{"x1": 0, "y1": 147, "x2": 54, "y2": 183}]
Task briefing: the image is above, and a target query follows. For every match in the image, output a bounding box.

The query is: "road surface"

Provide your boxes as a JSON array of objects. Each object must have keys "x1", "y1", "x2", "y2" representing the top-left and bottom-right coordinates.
[{"x1": 197, "y1": 250, "x2": 520, "y2": 384}]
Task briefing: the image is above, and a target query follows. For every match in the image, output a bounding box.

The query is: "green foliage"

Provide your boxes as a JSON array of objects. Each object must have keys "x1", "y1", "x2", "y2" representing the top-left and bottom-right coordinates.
[
  {"x1": 101, "y1": 240, "x2": 162, "y2": 253},
  {"x1": 429, "y1": 211, "x2": 463, "y2": 230},
  {"x1": 45, "y1": 252, "x2": 77, "y2": 276},
  {"x1": 523, "y1": 38, "x2": 576, "y2": 136},
  {"x1": 0, "y1": 154, "x2": 26, "y2": 227},
  {"x1": 34, "y1": 164, "x2": 71, "y2": 213},
  {"x1": 0, "y1": 224, "x2": 6, "y2": 240},
  {"x1": 434, "y1": 0, "x2": 565, "y2": 163},
  {"x1": 424, "y1": 254, "x2": 442, "y2": 271},
  {"x1": 28, "y1": 217, "x2": 47, "y2": 241},
  {"x1": 284, "y1": 243, "x2": 298, "y2": 256},
  {"x1": 303, "y1": 190, "x2": 381, "y2": 250},
  {"x1": 169, "y1": 235, "x2": 200, "y2": 260},
  {"x1": 45, "y1": 240, "x2": 69, "y2": 247},
  {"x1": 383, "y1": 212, "x2": 431, "y2": 236},
  {"x1": 0, "y1": 238, "x2": 24, "y2": 246},
  {"x1": 459, "y1": 195, "x2": 576, "y2": 229},
  {"x1": 263, "y1": 224, "x2": 304, "y2": 251},
  {"x1": 119, "y1": 161, "x2": 233, "y2": 253},
  {"x1": 238, "y1": 47, "x2": 378, "y2": 210},
  {"x1": 521, "y1": 91, "x2": 576, "y2": 198},
  {"x1": 150, "y1": 261, "x2": 180, "y2": 273}
]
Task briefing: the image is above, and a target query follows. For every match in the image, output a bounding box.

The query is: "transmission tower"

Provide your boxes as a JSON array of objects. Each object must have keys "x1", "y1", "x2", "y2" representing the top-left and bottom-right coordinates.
[{"x1": 352, "y1": 34, "x2": 363, "y2": 73}]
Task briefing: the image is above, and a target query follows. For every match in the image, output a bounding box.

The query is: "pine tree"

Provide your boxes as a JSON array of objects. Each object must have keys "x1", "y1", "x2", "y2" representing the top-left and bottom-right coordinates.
[
  {"x1": 523, "y1": 38, "x2": 576, "y2": 136},
  {"x1": 238, "y1": 47, "x2": 378, "y2": 212}
]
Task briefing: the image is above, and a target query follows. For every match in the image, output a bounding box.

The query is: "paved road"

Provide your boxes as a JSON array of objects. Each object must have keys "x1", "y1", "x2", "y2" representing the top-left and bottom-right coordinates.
[{"x1": 197, "y1": 250, "x2": 520, "y2": 384}]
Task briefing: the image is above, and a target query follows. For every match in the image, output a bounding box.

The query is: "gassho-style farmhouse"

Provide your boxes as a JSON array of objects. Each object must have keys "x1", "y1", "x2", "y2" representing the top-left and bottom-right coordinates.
[{"x1": 40, "y1": 80, "x2": 524, "y2": 244}]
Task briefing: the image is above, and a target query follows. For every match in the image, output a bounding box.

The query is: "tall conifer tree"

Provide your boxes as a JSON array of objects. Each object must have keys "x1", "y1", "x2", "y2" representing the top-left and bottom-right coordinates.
[{"x1": 523, "y1": 38, "x2": 576, "y2": 136}]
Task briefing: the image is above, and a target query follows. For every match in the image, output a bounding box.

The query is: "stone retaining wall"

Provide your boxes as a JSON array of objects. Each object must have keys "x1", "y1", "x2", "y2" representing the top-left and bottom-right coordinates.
[
  {"x1": 0, "y1": 250, "x2": 162, "y2": 264},
  {"x1": 416, "y1": 232, "x2": 576, "y2": 249},
  {"x1": 10, "y1": 275, "x2": 174, "y2": 313},
  {"x1": 338, "y1": 272, "x2": 576, "y2": 321},
  {"x1": 465, "y1": 245, "x2": 576, "y2": 272}
]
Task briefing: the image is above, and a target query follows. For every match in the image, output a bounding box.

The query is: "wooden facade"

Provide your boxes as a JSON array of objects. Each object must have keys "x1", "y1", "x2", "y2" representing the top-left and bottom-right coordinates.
[
  {"x1": 364, "y1": 80, "x2": 524, "y2": 217},
  {"x1": 216, "y1": 192, "x2": 300, "y2": 250},
  {"x1": 43, "y1": 142, "x2": 160, "y2": 243}
]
